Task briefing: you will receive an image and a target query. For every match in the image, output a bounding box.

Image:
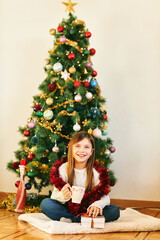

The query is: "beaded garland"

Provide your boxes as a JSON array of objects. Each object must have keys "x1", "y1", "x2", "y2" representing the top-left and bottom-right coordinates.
[{"x1": 50, "y1": 157, "x2": 111, "y2": 215}]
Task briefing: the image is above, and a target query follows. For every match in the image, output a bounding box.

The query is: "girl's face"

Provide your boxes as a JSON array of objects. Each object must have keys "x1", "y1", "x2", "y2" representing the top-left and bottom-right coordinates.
[{"x1": 72, "y1": 137, "x2": 93, "y2": 169}]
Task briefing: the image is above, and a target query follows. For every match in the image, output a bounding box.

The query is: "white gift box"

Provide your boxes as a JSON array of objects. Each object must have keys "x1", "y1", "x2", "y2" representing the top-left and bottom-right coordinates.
[{"x1": 81, "y1": 216, "x2": 105, "y2": 228}]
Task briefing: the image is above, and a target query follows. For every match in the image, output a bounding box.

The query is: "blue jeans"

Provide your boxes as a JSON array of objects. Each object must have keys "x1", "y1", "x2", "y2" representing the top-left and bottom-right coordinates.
[{"x1": 40, "y1": 198, "x2": 120, "y2": 223}]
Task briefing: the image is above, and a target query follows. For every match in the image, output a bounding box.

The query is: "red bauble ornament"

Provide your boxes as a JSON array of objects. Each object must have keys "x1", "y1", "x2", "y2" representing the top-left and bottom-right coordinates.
[
  {"x1": 90, "y1": 48, "x2": 96, "y2": 56},
  {"x1": 28, "y1": 153, "x2": 35, "y2": 161},
  {"x1": 92, "y1": 70, "x2": 97, "y2": 77},
  {"x1": 110, "y1": 181, "x2": 116, "y2": 187},
  {"x1": 57, "y1": 25, "x2": 64, "y2": 32},
  {"x1": 85, "y1": 31, "x2": 92, "y2": 38},
  {"x1": 68, "y1": 53, "x2": 75, "y2": 60},
  {"x1": 103, "y1": 114, "x2": 108, "y2": 121},
  {"x1": 23, "y1": 130, "x2": 30, "y2": 136},
  {"x1": 109, "y1": 146, "x2": 116, "y2": 153},
  {"x1": 73, "y1": 81, "x2": 81, "y2": 88},
  {"x1": 12, "y1": 162, "x2": 19, "y2": 169},
  {"x1": 15, "y1": 181, "x2": 20, "y2": 188},
  {"x1": 48, "y1": 83, "x2": 56, "y2": 91},
  {"x1": 83, "y1": 81, "x2": 90, "y2": 87},
  {"x1": 34, "y1": 104, "x2": 41, "y2": 111}
]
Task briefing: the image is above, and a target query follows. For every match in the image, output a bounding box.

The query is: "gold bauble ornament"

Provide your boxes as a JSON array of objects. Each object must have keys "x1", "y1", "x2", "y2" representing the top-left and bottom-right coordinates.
[
  {"x1": 46, "y1": 97, "x2": 53, "y2": 105},
  {"x1": 49, "y1": 28, "x2": 56, "y2": 35},
  {"x1": 27, "y1": 117, "x2": 32, "y2": 123},
  {"x1": 69, "y1": 66, "x2": 76, "y2": 74},
  {"x1": 72, "y1": 19, "x2": 85, "y2": 26},
  {"x1": 30, "y1": 146, "x2": 37, "y2": 153},
  {"x1": 45, "y1": 58, "x2": 50, "y2": 65}
]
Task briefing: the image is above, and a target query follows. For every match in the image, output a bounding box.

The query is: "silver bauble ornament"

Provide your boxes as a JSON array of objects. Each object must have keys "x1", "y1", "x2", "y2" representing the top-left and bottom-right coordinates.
[
  {"x1": 92, "y1": 127, "x2": 102, "y2": 138},
  {"x1": 106, "y1": 149, "x2": 111, "y2": 158},
  {"x1": 73, "y1": 123, "x2": 81, "y2": 131},
  {"x1": 43, "y1": 110, "x2": 54, "y2": 120},
  {"x1": 74, "y1": 94, "x2": 82, "y2": 102},
  {"x1": 85, "y1": 92, "x2": 93, "y2": 99},
  {"x1": 53, "y1": 62, "x2": 63, "y2": 72}
]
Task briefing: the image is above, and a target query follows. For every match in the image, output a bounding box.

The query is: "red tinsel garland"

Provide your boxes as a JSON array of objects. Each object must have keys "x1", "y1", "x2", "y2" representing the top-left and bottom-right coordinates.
[{"x1": 50, "y1": 157, "x2": 111, "y2": 215}]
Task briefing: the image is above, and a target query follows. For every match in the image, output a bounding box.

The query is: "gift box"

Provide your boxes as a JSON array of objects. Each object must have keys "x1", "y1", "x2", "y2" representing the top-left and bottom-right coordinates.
[{"x1": 81, "y1": 215, "x2": 105, "y2": 228}]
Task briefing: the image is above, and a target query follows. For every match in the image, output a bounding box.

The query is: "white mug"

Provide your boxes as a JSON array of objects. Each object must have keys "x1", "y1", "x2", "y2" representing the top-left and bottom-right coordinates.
[{"x1": 71, "y1": 186, "x2": 85, "y2": 204}]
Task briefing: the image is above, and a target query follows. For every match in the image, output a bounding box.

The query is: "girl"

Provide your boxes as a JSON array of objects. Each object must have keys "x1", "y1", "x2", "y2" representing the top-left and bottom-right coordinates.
[{"x1": 40, "y1": 131, "x2": 120, "y2": 223}]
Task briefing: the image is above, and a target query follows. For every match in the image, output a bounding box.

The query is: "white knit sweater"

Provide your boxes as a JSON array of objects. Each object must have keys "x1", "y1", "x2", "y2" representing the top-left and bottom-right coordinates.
[{"x1": 50, "y1": 162, "x2": 110, "y2": 210}]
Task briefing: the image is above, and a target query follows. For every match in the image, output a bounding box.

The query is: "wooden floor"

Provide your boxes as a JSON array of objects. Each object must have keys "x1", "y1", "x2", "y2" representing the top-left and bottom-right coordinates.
[{"x1": 0, "y1": 208, "x2": 160, "y2": 240}]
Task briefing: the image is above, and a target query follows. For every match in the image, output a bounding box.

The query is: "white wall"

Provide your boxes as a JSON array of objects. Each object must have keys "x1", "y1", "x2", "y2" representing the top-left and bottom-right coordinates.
[{"x1": 0, "y1": 0, "x2": 160, "y2": 201}]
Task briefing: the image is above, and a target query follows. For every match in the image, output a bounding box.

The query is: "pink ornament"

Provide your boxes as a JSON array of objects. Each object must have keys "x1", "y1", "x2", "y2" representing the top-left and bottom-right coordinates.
[
  {"x1": 28, "y1": 121, "x2": 35, "y2": 129},
  {"x1": 92, "y1": 128, "x2": 102, "y2": 138},
  {"x1": 60, "y1": 35, "x2": 67, "y2": 43},
  {"x1": 74, "y1": 94, "x2": 82, "y2": 102},
  {"x1": 85, "y1": 62, "x2": 92, "y2": 68},
  {"x1": 109, "y1": 146, "x2": 116, "y2": 153}
]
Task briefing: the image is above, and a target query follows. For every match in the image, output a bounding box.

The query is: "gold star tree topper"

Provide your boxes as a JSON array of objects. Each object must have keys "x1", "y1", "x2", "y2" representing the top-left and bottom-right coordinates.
[{"x1": 62, "y1": 0, "x2": 77, "y2": 13}]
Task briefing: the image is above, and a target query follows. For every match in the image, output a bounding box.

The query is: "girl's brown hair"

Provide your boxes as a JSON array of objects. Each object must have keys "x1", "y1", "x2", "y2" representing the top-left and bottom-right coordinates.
[{"x1": 67, "y1": 131, "x2": 95, "y2": 192}]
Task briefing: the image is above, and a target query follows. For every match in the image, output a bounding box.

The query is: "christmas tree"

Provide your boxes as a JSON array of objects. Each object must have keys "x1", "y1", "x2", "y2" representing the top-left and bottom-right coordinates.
[{"x1": 7, "y1": 0, "x2": 116, "y2": 197}]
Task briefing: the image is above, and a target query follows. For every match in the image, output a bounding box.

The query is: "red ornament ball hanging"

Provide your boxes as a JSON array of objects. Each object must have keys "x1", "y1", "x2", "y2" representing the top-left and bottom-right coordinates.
[
  {"x1": 90, "y1": 48, "x2": 96, "y2": 56},
  {"x1": 48, "y1": 83, "x2": 56, "y2": 91},
  {"x1": 85, "y1": 31, "x2": 92, "y2": 38},
  {"x1": 92, "y1": 70, "x2": 97, "y2": 77},
  {"x1": 73, "y1": 80, "x2": 81, "y2": 88},
  {"x1": 23, "y1": 130, "x2": 30, "y2": 136},
  {"x1": 57, "y1": 25, "x2": 64, "y2": 32},
  {"x1": 34, "y1": 104, "x2": 41, "y2": 111},
  {"x1": 110, "y1": 181, "x2": 116, "y2": 187},
  {"x1": 28, "y1": 153, "x2": 35, "y2": 161},
  {"x1": 83, "y1": 81, "x2": 90, "y2": 87},
  {"x1": 68, "y1": 53, "x2": 75, "y2": 60},
  {"x1": 12, "y1": 162, "x2": 19, "y2": 169},
  {"x1": 109, "y1": 146, "x2": 116, "y2": 153},
  {"x1": 103, "y1": 114, "x2": 108, "y2": 121},
  {"x1": 15, "y1": 181, "x2": 20, "y2": 188}
]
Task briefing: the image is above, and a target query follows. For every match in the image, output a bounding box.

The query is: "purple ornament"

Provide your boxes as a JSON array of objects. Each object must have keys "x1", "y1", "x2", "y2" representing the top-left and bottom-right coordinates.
[
  {"x1": 28, "y1": 121, "x2": 35, "y2": 129},
  {"x1": 109, "y1": 146, "x2": 116, "y2": 153},
  {"x1": 59, "y1": 35, "x2": 67, "y2": 43},
  {"x1": 85, "y1": 62, "x2": 92, "y2": 68}
]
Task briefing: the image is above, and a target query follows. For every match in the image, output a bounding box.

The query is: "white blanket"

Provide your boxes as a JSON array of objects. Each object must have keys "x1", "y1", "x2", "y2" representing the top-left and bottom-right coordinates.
[{"x1": 18, "y1": 208, "x2": 160, "y2": 234}]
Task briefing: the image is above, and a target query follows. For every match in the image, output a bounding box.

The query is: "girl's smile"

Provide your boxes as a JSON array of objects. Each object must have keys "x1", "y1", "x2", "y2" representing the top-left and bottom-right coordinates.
[{"x1": 72, "y1": 138, "x2": 93, "y2": 169}]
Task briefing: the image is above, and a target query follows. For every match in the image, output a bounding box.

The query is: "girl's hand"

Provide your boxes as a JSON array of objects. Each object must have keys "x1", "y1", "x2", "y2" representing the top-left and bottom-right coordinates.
[
  {"x1": 61, "y1": 183, "x2": 72, "y2": 198},
  {"x1": 87, "y1": 206, "x2": 102, "y2": 218}
]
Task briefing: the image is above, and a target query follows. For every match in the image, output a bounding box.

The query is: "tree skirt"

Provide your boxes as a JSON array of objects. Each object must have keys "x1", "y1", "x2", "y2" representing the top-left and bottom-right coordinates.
[{"x1": 18, "y1": 208, "x2": 160, "y2": 235}]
